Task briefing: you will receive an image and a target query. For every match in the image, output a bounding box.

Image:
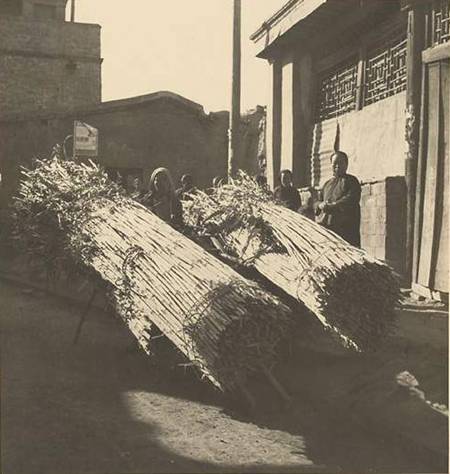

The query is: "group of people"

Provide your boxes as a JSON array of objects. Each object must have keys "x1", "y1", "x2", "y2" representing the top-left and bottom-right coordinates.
[
  {"x1": 134, "y1": 149, "x2": 361, "y2": 247},
  {"x1": 273, "y1": 151, "x2": 361, "y2": 247}
]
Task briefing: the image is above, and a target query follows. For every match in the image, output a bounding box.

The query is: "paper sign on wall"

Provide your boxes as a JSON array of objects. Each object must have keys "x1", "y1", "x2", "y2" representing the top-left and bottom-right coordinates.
[{"x1": 73, "y1": 121, "x2": 98, "y2": 157}]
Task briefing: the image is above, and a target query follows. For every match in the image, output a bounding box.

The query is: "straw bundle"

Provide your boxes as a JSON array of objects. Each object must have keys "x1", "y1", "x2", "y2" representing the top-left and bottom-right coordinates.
[
  {"x1": 183, "y1": 173, "x2": 400, "y2": 352},
  {"x1": 11, "y1": 158, "x2": 293, "y2": 391}
]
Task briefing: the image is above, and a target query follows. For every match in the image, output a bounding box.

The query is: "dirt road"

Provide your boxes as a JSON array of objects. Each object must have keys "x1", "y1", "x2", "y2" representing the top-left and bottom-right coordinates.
[{"x1": 0, "y1": 280, "x2": 433, "y2": 474}]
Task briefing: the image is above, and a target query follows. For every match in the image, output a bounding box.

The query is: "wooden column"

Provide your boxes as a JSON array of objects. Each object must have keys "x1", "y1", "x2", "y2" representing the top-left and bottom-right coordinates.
[
  {"x1": 355, "y1": 44, "x2": 366, "y2": 111},
  {"x1": 228, "y1": 0, "x2": 241, "y2": 179},
  {"x1": 404, "y1": 0, "x2": 425, "y2": 284},
  {"x1": 277, "y1": 50, "x2": 314, "y2": 188},
  {"x1": 294, "y1": 51, "x2": 314, "y2": 187},
  {"x1": 280, "y1": 56, "x2": 295, "y2": 174},
  {"x1": 265, "y1": 60, "x2": 282, "y2": 190}
]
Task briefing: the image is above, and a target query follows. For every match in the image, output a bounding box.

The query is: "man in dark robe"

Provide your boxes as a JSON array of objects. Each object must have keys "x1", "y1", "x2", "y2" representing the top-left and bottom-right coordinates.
[
  {"x1": 315, "y1": 151, "x2": 361, "y2": 247},
  {"x1": 274, "y1": 169, "x2": 301, "y2": 212}
]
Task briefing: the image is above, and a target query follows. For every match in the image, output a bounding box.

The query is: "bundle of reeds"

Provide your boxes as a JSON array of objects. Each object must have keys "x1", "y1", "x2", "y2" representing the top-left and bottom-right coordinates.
[
  {"x1": 183, "y1": 173, "x2": 400, "y2": 351},
  {"x1": 11, "y1": 158, "x2": 294, "y2": 391}
]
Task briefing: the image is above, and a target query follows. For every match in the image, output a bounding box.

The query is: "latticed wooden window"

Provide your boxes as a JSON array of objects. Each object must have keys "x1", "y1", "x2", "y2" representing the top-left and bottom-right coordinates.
[
  {"x1": 364, "y1": 31, "x2": 407, "y2": 106},
  {"x1": 431, "y1": 0, "x2": 450, "y2": 45},
  {"x1": 315, "y1": 58, "x2": 358, "y2": 121}
]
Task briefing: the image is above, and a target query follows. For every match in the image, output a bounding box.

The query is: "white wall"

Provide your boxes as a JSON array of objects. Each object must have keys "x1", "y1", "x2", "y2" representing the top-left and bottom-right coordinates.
[{"x1": 311, "y1": 92, "x2": 407, "y2": 186}]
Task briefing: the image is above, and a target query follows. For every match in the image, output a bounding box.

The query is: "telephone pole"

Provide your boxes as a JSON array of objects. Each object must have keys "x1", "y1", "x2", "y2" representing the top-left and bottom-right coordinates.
[
  {"x1": 228, "y1": 0, "x2": 241, "y2": 179},
  {"x1": 70, "y1": 0, "x2": 75, "y2": 22}
]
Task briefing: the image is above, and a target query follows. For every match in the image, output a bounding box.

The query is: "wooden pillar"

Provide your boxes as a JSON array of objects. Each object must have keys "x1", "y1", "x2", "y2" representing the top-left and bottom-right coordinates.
[
  {"x1": 404, "y1": 1, "x2": 425, "y2": 284},
  {"x1": 294, "y1": 51, "x2": 314, "y2": 187},
  {"x1": 280, "y1": 57, "x2": 295, "y2": 174},
  {"x1": 278, "y1": 51, "x2": 314, "y2": 188},
  {"x1": 228, "y1": 0, "x2": 241, "y2": 179},
  {"x1": 355, "y1": 44, "x2": 366, "y2": 111},
  {"x1": 266, "y1": 60, "x2": 282, "y2": 190}
]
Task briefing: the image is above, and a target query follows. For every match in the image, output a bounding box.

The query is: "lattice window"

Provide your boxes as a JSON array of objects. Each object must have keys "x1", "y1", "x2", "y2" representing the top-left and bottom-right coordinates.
[
  {"x1": 432, "y1": 0, "x2": 450, "y2": 45},
  {"x1": 315, "y1": 58, "x2": 358, "y2": 122},
  {"x1": 364, "y1": 32, "x2": 407, "y2": 106}
]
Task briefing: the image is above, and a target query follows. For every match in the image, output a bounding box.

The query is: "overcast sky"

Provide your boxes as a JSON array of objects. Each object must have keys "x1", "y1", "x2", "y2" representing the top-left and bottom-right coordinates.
[{"x1": 68, "y1": 1, "x2": 283, "y2": 112}]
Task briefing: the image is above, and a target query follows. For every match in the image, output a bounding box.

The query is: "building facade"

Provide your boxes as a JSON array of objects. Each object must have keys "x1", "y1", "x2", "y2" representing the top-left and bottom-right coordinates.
[
  {"x1": 0, "y1": 0, "x2": 265, "y2": 216},
  {"x1": 0, "y1": 91, "x2": 265, "y2": 205},
  {"x1": 0, "y1": 0, "x2": 101, "y2": 116},
  {"x1": 252, "y1": 0, "x2": 449, "y2": 298}
]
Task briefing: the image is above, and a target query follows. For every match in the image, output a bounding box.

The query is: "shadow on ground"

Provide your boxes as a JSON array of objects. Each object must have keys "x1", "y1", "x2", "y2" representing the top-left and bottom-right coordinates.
[{"x1": 0, "y1": 280, "x2": 443, "y2": 474}]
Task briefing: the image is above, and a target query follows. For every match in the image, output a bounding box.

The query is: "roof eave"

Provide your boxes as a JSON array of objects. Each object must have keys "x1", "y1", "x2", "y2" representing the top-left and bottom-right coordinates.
[
  {"x1": 250, "y1": 0, "x2": 302, "y2": 42},
  {"x1": 250, "y1": 0, "x2": 328, "y2": 59}
]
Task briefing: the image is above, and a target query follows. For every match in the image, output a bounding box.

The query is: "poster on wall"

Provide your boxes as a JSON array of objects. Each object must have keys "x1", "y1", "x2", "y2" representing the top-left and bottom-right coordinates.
[{"x1": 73, "y1": 121, "x2": 99, "y2": 158}]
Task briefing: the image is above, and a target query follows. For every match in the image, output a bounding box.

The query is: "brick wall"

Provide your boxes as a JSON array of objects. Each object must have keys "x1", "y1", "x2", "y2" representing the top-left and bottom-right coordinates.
[
  {"x1": 361, "y1": 177, "x2": 406, "y2": 277},
  {"x1": 0, "y1": 17, "x2": 101, "y2": 116},
  {"x1": 0, "y1": 17, "x2": 101, "y2": 57},
  {"x1": 21, "y1": 0, "x2": 68, "y2": 21},
  {"x1": 298, "y1": 177, "x2": 407, "y2": 277}
]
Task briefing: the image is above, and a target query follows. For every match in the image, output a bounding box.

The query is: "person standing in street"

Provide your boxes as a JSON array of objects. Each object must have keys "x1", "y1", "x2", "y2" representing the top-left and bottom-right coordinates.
[
  {"x1": 315, "y1": 151, "x2": 361, "y2": 247},
  {"x1": 140, "y1": 167, "x2": 183, "y2": 229},
  {"x1": 274, "y1": 169, "x2": 301, "y2": 212}
]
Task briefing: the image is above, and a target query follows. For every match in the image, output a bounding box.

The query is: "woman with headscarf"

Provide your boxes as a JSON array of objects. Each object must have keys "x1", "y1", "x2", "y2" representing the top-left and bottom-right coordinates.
[{"x1": 140, "y1": 167, "x2": 183, "y2": 229}]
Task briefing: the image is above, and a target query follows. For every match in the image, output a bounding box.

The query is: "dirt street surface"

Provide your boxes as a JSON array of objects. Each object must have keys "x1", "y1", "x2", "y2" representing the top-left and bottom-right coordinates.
[{"x1": 1, "y1": 280, "x2": 434, "y2": 474}]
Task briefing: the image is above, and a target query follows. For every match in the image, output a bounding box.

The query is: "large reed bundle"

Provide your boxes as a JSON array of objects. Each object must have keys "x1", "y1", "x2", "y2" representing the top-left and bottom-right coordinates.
[
  {"x1": 184, "y1": 173, "x2": 400, "y2": 352},
  {"x1": 11, "y1": 159, "x2": 293, "y2": 391}
]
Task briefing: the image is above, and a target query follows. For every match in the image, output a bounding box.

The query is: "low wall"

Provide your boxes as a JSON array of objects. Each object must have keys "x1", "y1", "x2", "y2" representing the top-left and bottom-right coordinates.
[
  {"x1": 361, "y1": 177, "x2": 407, "y2": 277},
  {"x1": 299, "y1": 176, "x2": 407, "y2": 277}
]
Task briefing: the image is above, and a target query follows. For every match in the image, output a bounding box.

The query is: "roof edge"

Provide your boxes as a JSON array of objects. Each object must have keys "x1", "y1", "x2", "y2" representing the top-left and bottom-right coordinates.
[
  {"x1": 250, "y1": 0, "x2": 302, "y2": 42},
  {"x1": 0, "y1": 91, "x2": 206, "y2": 123}
]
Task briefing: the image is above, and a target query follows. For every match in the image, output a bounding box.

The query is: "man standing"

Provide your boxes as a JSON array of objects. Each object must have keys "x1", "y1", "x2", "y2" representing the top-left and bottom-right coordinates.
[
  {"x1": 315, "y1": 151, "x2": 361, "y2": 247},
  {"x1": 274, "y1": 169, "x2": 301, "y2": 212}
]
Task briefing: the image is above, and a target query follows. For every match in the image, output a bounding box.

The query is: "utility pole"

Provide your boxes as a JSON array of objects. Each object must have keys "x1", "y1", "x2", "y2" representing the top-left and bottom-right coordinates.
[
  {"x1": 70, "y1": 0, "x2": 75, "y2": 22},
  {"x1": 228, "y1": 0, "x2": 241, "y2": 179}
]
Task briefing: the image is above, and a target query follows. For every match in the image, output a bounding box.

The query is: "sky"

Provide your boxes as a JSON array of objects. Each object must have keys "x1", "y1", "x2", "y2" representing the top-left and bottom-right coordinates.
[{"x1": 67, "y1": 1, "x2": 284, "y2": 113}]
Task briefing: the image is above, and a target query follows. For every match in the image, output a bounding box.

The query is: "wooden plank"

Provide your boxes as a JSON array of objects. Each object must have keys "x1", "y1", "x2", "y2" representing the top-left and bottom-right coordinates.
[
  {"x1": 429, "y1": 60, "x2": 449, "y2": 293},
  {"x1": 355, "y1": 44, "x2": 366, "y2": 111},
  {"x1": 422, "y1": 43, "x2": 450, "y2": 63},
  {"x1": 417, "y1": 62, "x2": 441, "y2": 286},
  {"x1": 315, "y1": 44, "x2": 357, "y2": 74},
  {"x1": 405, "y1": 5, "x2": 425, "y2": 282},
  {"x1": 412, "y1": 63, "x2": 428, "y2": 284}
]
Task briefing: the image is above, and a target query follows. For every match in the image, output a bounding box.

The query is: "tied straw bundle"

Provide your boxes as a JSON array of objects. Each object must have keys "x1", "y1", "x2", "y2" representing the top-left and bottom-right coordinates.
[
  {"x1": 183, "y1": 172, "x2": 400, "y2": 352},
  {"x1": 11, "y1": 157, "x2": 294, "y2": 392}
]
